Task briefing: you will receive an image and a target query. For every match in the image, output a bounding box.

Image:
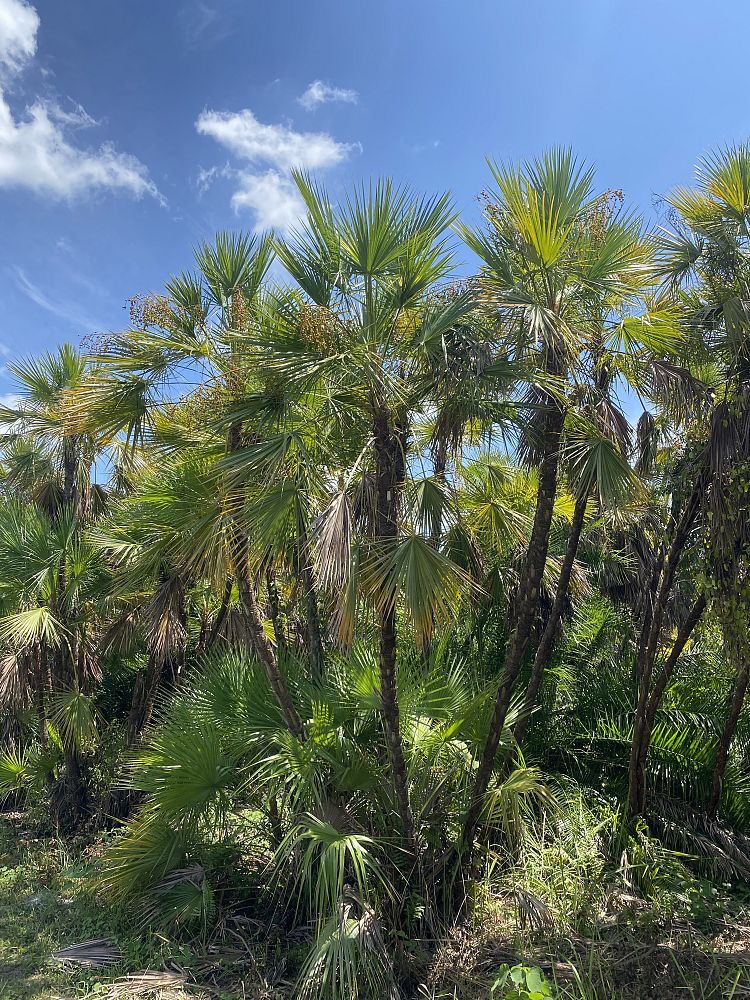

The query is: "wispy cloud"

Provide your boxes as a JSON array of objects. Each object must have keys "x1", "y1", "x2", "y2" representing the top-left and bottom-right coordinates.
[
  {"x1": 196, "y1": 106, "x2": 360, "y2": 231},
  {"x1": 298, "y1": 80, "x2": 358, "y2": 111},
  {"x1": 11, "y1": 267, "x2": 108, "y2": 332},
  {"x1": 179, "y1": 2, "x2": 229, "y2": 50},
  {"x1": 0, "y1": 0, "x2": 160, "y2": 202}
]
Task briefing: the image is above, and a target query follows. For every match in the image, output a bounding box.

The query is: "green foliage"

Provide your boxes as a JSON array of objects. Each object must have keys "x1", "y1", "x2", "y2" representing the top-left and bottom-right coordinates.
[{"x1": 492, "y1": 965, "x2": 555, "y2": 999}]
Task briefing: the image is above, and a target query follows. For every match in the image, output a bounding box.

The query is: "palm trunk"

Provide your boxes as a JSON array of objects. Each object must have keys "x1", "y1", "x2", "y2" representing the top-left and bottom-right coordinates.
[
  {"x1": 422, "y1": 443, "x2": 447, "y2": 663},
  {"x1": 630, "y1": 593, "x2": 707, "y2": 805},
  {"x1": 515, "y1": 487, "x2": 588, "y2": 749},
  {"x1": 708, "y1": 608, "x2": 750, "y2": 817},
  {"x1": 227, "y1": 421, "x2": 305, "y2": 741},
  {"x1": 57, "y1": 434, "x2": 86, "y2": 824},
  {"x1": 126, "y1": 653, "x2": 161, "y2": 745},
  {"x1": 233, "y1": 536, "x2": 305, "y2": 740},
  {"x1": 299, "y1": 532, "x2": 324, "y2": 678},
  {"x1": 627, "y1": 475, "x2": 704, "y2": 816},
  {"x1": 198, "y1": 578, "x2": 233, "y2": 655},
  {"x1": 642, "y1": 594, "x2": 707, "y2": 746},
  {"x1": 31, "y1": 643, "x2": 49, "y2": 748},
  {"x1": 373, "y1": 409, "x2": 415, "y2": 846},
  {"x1": 265, "y1": 568, "x2": 287, "y2": 656},
  {"x1": 458, "y1": 401, "x2": 566, "y2": 865}
]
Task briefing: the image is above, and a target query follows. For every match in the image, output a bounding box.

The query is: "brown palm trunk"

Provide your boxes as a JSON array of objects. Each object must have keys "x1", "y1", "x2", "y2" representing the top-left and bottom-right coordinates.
[
  {"x1": 127, "y1": 653, "x2": 162, "y2": 745},
  {"x1": 299, "y1": 533, "x2": 324, "y2": 678},
  {"x1": 233, "y1": 541, "x2": 305, "y2": 739},
  {"x1": 627, "y1": 475, "x2": 704, "y2": 816},
  {"x1": 227, "y1": 421, "x2": 305, "y2": 741},
  {"x1": 56, "y1": 435, "x2": 87, "y2": 824},
  {"x1": 265, "y1": 568, "x2": 288, "y2": 656},
  {"x1": 198, "y1": 577, "x2": 233, "y2": 655},
  {"x1": 458, "y1": 401, "x2": 566, "y2": 866},
  {"x1": 708, "y1": 611, "x2": 749, "y2": 817},
  {"x1": 373, "y1": 409, "x2": 415, "y2": 846},
  {"x1": 630, "y1": 593, "x2": 707, "y2": 804},
  {"x1": 515, "y1": 487, "x2": 588, "y2": 749},
  {"x1": 30, "y1": 643, "x2": 49, "y2": 748}
]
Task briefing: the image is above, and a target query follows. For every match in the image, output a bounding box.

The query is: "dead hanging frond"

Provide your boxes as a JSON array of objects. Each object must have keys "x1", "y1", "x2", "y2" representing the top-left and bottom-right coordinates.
[
  {"x1": 328, "y1": 543, "x2": 362, "y2": 649},
  {"x1": 216, "y1": 605, "x2": 252, "y2": 649},
  {"x1": 635, "y1": 410, "x2": 657, "y2": 474},
  {"x1": 0, "y1": 650, "x2": 28, "y2": 707},
  {"x1": 708, "y1": 391, "x2": 750, "y2": 477},
  {"x1": 352, "y1": 470, "x2": 378, "y2": 538},
  {"x1": 145, "y1": 575, "x2": 187, "y2": 666},
  {"x1": 646, "y1": 358, "x2": 711, "y2": 423},
  {"x1": 591, "y1": 395, "x2": 632, "y2": 456},
  {"x1": 76, "y1": 629, "x2": 103, "y2": 686},
  {"x1": 99, "y1": 606, "x2": 141, "y2": 657},
  {"x1": 313, "y1": 488, "x2": 353, "y2": 590},
  {"x1": 647, "y1": 795, "x2": 750, "y2": 883}
]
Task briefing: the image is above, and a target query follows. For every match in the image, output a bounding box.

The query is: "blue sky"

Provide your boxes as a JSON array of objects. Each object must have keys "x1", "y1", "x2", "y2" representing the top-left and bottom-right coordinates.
[{"x1": 0, "y1": 0, "x2": 748, "y2": 394}]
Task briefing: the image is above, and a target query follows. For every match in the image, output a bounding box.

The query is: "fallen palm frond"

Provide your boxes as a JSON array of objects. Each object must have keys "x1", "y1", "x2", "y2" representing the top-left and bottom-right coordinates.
[
  {"x1": 97, "y1": 971, "x2": 196, "y2": 1000},
  {"x1": 51, "y1": 938, "x2": 123, "y2": 966}
]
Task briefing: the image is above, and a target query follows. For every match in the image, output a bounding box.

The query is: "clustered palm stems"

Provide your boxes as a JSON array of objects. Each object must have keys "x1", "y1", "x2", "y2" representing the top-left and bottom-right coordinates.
[{"x1": 1, "y1": 146, "x2": 750, "y2": 999}]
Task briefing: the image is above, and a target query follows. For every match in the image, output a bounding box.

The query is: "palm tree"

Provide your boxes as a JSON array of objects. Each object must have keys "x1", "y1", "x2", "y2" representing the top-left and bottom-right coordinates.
[
  {"x1": 80, "y1": 232, "x2": 306, "y2": 741},
  {"x1": 236, "y1": 173, "x2": 517, "y2": 845},
  {"x1": 0, "y1": 345, "x2": 110, "y2": 823},
  {"x1": 513, "y1": 419, "x2": 641, "y2": 749},
  {"x1": 633, "y1": 143, "x2": 750, "y2": 818},
  {"x1": 454, "y1": 150, "x2": 649, "y2": 873}
]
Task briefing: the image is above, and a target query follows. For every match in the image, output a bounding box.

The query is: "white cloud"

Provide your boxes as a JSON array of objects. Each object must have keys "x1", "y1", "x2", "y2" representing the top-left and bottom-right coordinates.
[
  {"x1": 231, "y1": 171, "x2": 305, "y2": 232},
  {"x1": 0, "y1": 97, "x2": 160, "y2": 200},
  {"x1": 196, "y1": 107, "x2": 354, "y2": 171},
  {"x1": 0, "y1": 0, "x2": 38, "y2": 78},
  {"x1": 0, "y1": 0, "x2": 159, "y2": 201},
  {"x1": 298, "y1": 80, "x2": 358, "y2": 111},
  {"x1": 196, "y1": 106, "x2": 359, "y2": 232}
]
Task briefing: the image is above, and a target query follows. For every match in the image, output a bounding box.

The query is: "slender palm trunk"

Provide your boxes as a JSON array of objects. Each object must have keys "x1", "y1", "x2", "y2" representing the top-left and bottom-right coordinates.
[
  {"x1": 233, "y1": 534, "x2": 305, "y2": 740},
  {"x1": 198, "y1": 577, "x2": 233, "y2": 655},
  {"x1": 373, "y1": 409, "x2": 415, "y2": 846},
  {"x1": 458, "y1": 401, "x2": 566, "y2": 866},
  {"x1": 630, "y1": 593, "x2": 708, "y2": 802},
  {"x1": 227, "y1": 421, "x2": 305, "y2": 741},
  {"x1": 708, "y1": 609, "x2": 750, "y2": 817},
  {"x1": 422, "y1": 443, "x2": 447, "y2": 663},
  {"x1": 31, "y1": 643, "x2": 49, "y2": 748},
  {"x1": 265, "y1": 568, "x2": 287, "y2": 656},
  {"x1": 58, "y1": 435, "x2": 86, "y2": 824},
  {"x1": 515, "y1": 487, "x2": 588, "y2": 749},
  {"x1": 126, "y1": 653, "x2": 161, "y2": 746},
  {"x1": 627, "y1": 475, "x2": 704, "y2": 816},
  {"x1": 299, "y1": 529, "x2": 324, "y2": 678}
]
